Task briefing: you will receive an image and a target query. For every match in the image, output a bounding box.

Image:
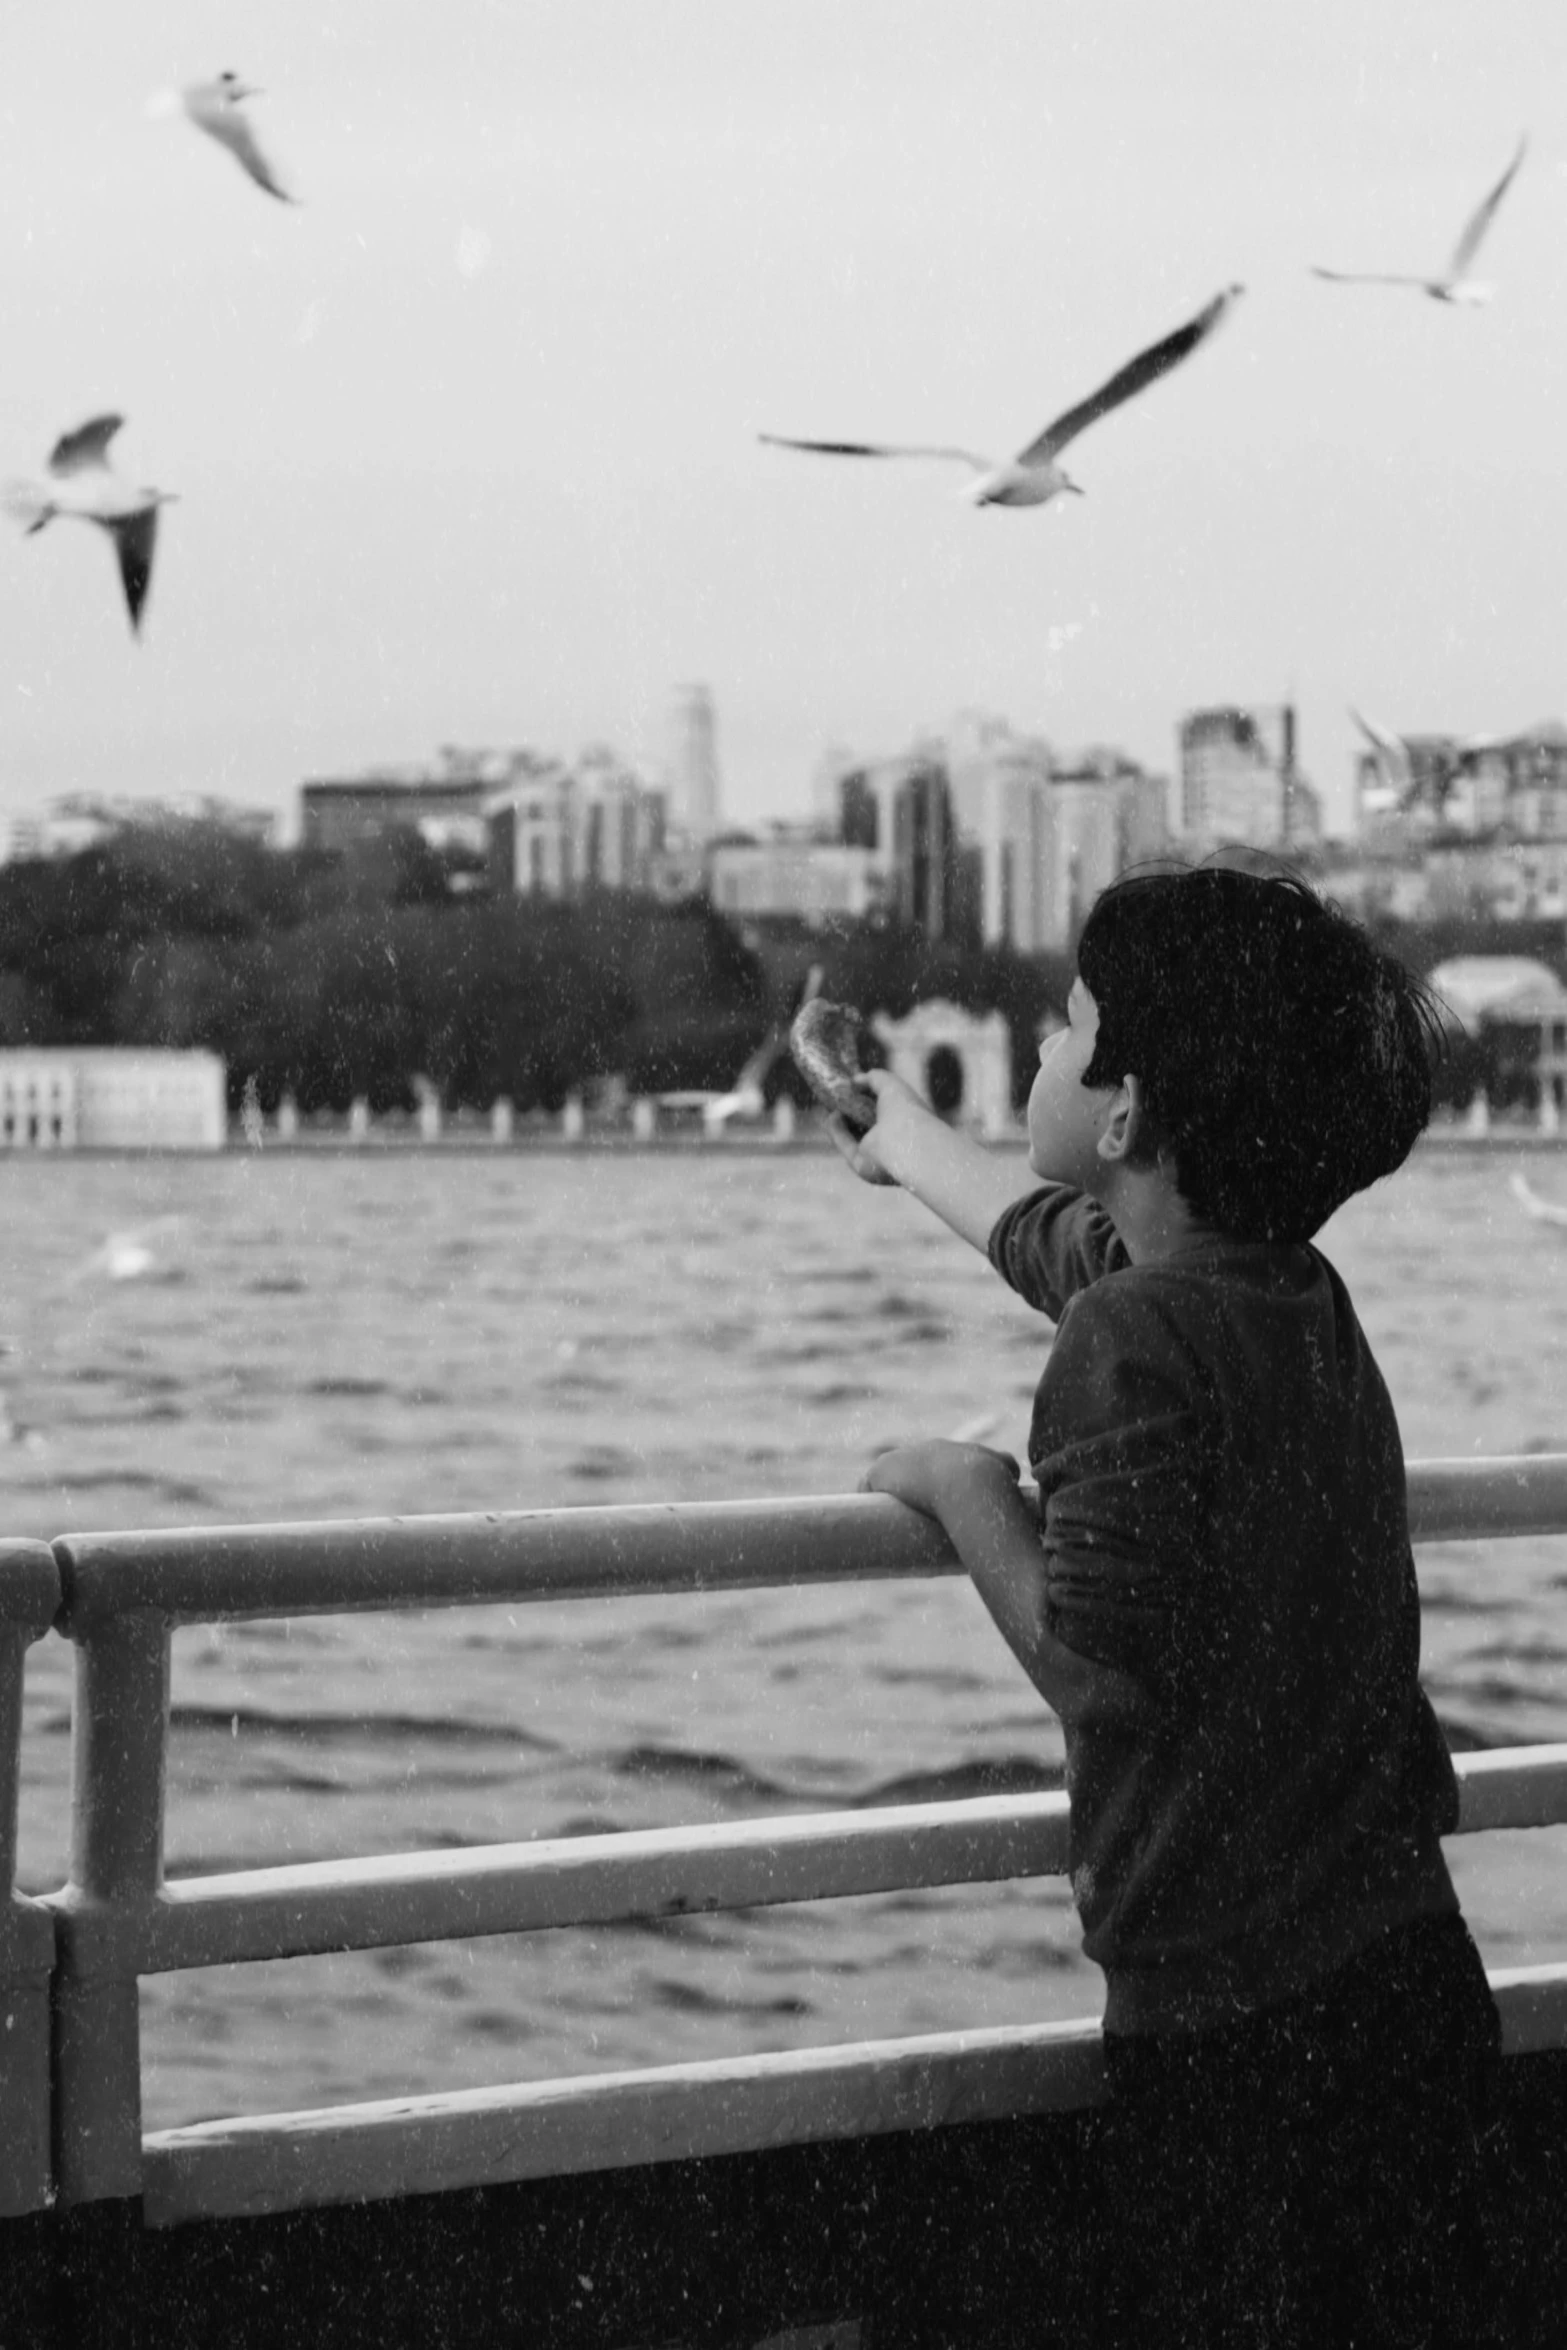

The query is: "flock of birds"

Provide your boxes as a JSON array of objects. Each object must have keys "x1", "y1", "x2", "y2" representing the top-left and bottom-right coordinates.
[
  {"x1": 0, "y1": 88, "x2": 1533, "y2": 639},
  {"x1": 2, "y1": 73, "x2": 292, "y2": 631}
]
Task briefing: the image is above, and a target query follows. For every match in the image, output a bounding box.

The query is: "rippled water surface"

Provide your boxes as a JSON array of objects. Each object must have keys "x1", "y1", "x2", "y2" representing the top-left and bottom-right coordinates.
[{"x1": 3, "y1": 1138, "x2": 1566, "y2": 2128}]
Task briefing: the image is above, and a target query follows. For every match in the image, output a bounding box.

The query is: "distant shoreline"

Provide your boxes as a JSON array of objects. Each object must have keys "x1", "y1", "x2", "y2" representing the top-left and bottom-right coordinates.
[
  {"x1": 29, "y1": 1125, "x2": 1567, "y2": 1158},
  {"x1": 8, "y1": 1119, "x2": 1564, "y2": 1159}
]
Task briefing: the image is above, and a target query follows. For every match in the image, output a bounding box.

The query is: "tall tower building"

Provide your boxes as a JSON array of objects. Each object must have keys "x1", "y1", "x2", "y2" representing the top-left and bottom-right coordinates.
[{"x1": 667, "y1": 683, "x2": 722, "y2": 842}]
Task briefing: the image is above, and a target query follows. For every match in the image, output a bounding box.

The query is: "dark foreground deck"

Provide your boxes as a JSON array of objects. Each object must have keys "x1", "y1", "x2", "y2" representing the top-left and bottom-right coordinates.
[{"x1": 5, "y1": 2055, "x2": 1566, "y2": 2350}]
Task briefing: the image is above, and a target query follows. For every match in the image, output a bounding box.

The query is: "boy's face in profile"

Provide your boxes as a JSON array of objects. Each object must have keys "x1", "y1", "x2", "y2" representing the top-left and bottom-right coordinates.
[{"x1": 1027, "y1": 978, "x2": 1120, "y2": 1191}]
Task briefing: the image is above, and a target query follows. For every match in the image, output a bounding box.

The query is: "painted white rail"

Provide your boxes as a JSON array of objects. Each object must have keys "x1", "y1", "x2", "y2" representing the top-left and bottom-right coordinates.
[
  {"x1": 33, "y1": 1454, "x2": 1567, "y2": 2219},
  {"x1": 0, "y1": 1540, "x2": 62, "y2": 2219},
  {"x1": 139, "y1": 1965, "x2": 1567, "y2": 2228}
]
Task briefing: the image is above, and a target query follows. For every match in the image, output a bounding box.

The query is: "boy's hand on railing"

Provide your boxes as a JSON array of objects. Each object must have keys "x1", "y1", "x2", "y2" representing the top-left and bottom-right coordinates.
[
  {"x1": 860, "y1": 1438, "x2": 1022, "y2": 1520},
  {"x1": 864, "y1": 1443, "x2": 1051, "y2": 1690}
]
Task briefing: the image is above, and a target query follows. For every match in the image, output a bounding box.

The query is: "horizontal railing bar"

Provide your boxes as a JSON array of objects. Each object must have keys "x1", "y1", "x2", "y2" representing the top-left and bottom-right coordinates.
[
  {"x1": 1407, "y1": 1454, "x2": 1567, "y2": 1543},
  {"x1": 140, "y1": 2016, "x2": 1110, "y2": 2225},
  {"x1": 53, "y1": 1794, "x2": 1074, "y2": 1975},
  {"x1": 137, "y1": 1962, "x2": 1567, "y2": 2227},
  {"x1": 53, "y1": 1496, "x2": 960, "y2": 1630},
  {"x1": 1452, "y1": 1744, "x2": 1567, "y2": 1832},
  {"x1": 46, "y1": 1747, "x2": 1567, "y2": 1980},
  {"x1": 50, "y1": 1454, "x2": 1567, "y2": 1630}
]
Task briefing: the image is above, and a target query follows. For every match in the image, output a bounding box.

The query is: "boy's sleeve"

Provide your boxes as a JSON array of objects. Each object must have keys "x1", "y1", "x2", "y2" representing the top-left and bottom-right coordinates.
[{"x1": 987, "y1": 1184, "x2": 1134, "y2": 1321}]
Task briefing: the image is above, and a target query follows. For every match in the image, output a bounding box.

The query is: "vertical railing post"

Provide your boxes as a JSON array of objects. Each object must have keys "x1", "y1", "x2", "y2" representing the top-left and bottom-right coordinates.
[
  {"x1": 51, "y1": 1611, "x2": 170, "y2": 2206},
  {"x1": 0, "y1": 1542, "x2": 64, "y2": 2217}
]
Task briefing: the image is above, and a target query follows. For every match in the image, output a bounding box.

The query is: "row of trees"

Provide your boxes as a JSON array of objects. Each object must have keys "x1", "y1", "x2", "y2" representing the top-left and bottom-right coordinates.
[
  {"x1": 0, "y1": 830, "x2": 770, "y2": 1113},
  {"x1": 0, "y1": 823, "x2": 1557, "y2": 1116},
  {"x1": 0, "y1": 826, "x2": 1073, "y2": 1114}
]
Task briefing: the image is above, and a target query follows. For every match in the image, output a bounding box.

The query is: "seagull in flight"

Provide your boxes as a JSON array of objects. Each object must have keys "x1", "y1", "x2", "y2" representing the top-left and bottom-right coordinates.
[
  {"x1": 759, "y1": 285, "x2": 1243, "y2": 508},
  {"x1": 1349, "y1": 706, "x2": 1415, "y2": 808},
  {"x1": 3, "y1": 417, "x2": 177, "y2": 634},
  {"x1": 181, "y1": 70, "x2": 296, "y2": 203},
  {"x1": 1511, "y1": 1171, "x2": 1567, "y2": 1228},
  {"x1": 1312, "y1": 136, "x2": 1527, "y2": 303}
]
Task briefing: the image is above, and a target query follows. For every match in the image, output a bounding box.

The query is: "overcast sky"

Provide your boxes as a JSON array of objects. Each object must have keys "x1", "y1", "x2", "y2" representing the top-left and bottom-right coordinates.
[{"x1": 1, "y1": 1, "x2": 1563, "y2": 840}]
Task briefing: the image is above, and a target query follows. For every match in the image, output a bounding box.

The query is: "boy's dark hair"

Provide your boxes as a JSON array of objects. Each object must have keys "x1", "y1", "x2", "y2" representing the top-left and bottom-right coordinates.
[{"x1": 1075, "y1": 857, "x2": 1449, "y2": 1242}]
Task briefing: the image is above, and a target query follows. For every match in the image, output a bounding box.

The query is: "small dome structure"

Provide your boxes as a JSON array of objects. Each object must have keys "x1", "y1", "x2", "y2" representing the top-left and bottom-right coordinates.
[
  {"x1": 1425, "y1": 956, "x2": 1567, "y2": 1036},
  {"x1": 870, "y1": 1000, "x2": 1014, "y2": 1136}
]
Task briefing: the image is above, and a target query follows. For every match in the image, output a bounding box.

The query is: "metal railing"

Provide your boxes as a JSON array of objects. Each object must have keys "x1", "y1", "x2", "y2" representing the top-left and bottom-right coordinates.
[
  {"x1": 6, "y1": 1454, "x2": 1567, "y2": 2224},
  {"x1": 0, "y1": 1540, "x2": 61, "y2": 2218}
]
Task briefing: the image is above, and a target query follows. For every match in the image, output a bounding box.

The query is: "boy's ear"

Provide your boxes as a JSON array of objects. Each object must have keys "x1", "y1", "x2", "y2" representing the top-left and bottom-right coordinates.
[{"x1": 1095, "y1": 1077, "x2": 1142, "y2": 1164}]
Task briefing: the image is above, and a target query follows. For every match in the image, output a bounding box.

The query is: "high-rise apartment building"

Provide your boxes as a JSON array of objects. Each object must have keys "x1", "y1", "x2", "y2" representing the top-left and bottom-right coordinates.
[
  {"x1": 486, "y1": 748, "x2": 664, "y2": 897},
  {"x1": 574, "y1": 745, "x2": 666, "y2": 889},
  {"x1": 298, "y1": 771, "x2": 483, "y2": 854},
  {"x1": 1044, "y1": 749, "x2": 1169, "y2": 943},
  {"x1": 943, "y1": 715, "x2": 1169, "y2": 952},
  {"x1": 838, "y1": 753, "x2": 963, "y2": 939},
  {"x1": 302, "y1": 744, "x2": 664, "y2": 898},
  {"x1": 945, "y1": 712, "x2": 1054, "y2": 952}
]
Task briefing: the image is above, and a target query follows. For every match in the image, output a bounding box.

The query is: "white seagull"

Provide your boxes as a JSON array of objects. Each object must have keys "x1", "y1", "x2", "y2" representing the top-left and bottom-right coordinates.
[
  {"x1": 1312, "y1": 136, "x2": 1527, "y2": 304},
  {"x1": 1349, "y1": 707, "x2": 1415, "y2": 809},
  {"x1": 3, "y1": 416, "x2": 177, "y2": 634},
  {"x1": 181, "y1": 70, "x2": 296, "y2": 203},
  {"x1": 1510, "y1": 1172, "x2": 1567, "y2": 1229},
  {"x1": 759, "y1": 285, "x2": 1244, "y2": 508}
]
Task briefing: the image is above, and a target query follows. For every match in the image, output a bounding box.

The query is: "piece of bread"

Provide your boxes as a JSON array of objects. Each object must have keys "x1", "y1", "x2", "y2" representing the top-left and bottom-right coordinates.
[{"x1": 789, "y1": 999, "x2": 877, "y2": 1135}]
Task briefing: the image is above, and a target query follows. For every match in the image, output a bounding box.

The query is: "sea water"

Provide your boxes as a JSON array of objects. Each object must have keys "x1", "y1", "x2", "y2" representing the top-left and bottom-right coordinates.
[{"x1": 2, "y1": 1140, "x2": 1565, "y2": 2129}]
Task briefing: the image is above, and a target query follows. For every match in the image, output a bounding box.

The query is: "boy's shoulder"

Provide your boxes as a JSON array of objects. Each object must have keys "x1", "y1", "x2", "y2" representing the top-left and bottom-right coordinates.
[
  {"x1": 993, "y1": 1184, "x2": 1348, "y2": 1336},
  {"x1": 1055, "y1": 1234, "x2": 1336, "y2": 1369}
]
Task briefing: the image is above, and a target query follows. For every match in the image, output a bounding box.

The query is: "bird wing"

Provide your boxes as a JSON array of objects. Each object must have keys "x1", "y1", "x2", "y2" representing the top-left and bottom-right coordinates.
[
  {"x1": 1310, "y1": 267, "x2": 1430, "y2": 287},
  {"x1": 1349, "y1": 706, "x2": 1413, "y2": 793},
  {"x1": 1016, "y1": 284, "x2": 1242, "y2": 466},
  {"x1": 1446, "y1": 134, "x2": 1527, "y2": 280},
  {"x1": 48, "y1": 416, "x2": 125, "y2": 477},
  {"x1": 758, "y1": 433, "x2": 992, "y2": 472},
  {"x1": 217, "y1": 114, "x2": 295, "y2": 201},
  {"x1": 107, "y1": 507, "x2": 159, "y2": 632}
]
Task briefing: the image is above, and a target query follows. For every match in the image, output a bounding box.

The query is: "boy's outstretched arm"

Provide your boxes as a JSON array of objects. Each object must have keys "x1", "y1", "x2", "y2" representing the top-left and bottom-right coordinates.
[
  {"x1": 861, "y1": 1440, "x2": 1052, "y2": 1691},
  {"x1": 830, "y1": 1070, "x2": 1043, "y2": 1255}
]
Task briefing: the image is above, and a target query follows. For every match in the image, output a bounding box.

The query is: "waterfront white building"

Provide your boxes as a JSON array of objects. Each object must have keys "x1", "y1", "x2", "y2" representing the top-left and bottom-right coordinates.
[
  {"x1": 707, "y1": 830, "x2": 888, "y2": 926},
  {"x1": 0, "y1": 1050, "x2": 227, "y2": 1151},
  {"x1": 1424, "y1": 956, "x2": 1567, "y2": 1116},
  {"x1": 871, "y1": 1000, "x2": 1014, "y2": 1137},
  {"x1": 2, "y1": 797, "x2": 278, "y2": 866}
]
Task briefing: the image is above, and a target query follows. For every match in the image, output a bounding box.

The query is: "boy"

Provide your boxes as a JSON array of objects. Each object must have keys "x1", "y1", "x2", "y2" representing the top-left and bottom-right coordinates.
[{"x1": 831, "y1": 863, "x2": 1503, "y2": 2346}]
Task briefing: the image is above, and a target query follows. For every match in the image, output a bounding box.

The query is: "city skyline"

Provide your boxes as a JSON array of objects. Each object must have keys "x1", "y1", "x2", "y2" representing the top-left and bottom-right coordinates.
[{"x1": 2, "y1": 5, "x2": 1566, "y2": 841}]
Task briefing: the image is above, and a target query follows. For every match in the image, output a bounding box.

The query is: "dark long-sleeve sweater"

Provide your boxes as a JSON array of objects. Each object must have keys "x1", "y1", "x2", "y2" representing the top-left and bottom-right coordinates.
[{"x1": 987, "y1": 1183, "x2": 1459, "y2": 2037}]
